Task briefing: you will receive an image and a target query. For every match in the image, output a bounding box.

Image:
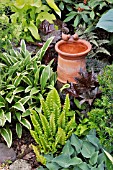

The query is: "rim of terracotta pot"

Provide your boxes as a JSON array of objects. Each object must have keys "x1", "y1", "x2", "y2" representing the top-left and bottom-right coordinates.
[{"x1": 55, "y1": 39, "x2": 92, "y2": 57}]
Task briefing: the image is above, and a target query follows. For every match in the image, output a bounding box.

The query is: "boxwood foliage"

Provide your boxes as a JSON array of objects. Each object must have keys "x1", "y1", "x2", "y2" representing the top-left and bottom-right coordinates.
[{"x1": 37, "y1": 131, "x2": 107, "y2": 170}]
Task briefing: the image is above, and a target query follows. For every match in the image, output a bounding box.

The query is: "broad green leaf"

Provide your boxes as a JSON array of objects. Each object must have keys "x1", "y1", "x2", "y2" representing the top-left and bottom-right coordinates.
[
  {"x1": 22, "y1": 109, "x2": 30, "y2": 117},
  {"x1": 71, "y1": 134, "x2": 82, "y2": 153},
  {"x1": 19, "y1": 96, "x2": 30, "y2": 105},
  {"x1": 81, "y1": 141, "x2": 95, "y2": 158},
  {"x1": 23, "y1": 76, "x2": 33, "y2": 86},
  {"x1": 5, "y1": 112, "x2": 11, "y2": 123},
  {"x1": 16, "y1": 123, "x2": 22, "y2": 138},
  {"x1": 13, "y1": 74, "x2": 23, "y2": 87},
  {"x1": 20, "y1": 118, "x2": 31, "y2": 129},
  {"x1": 0, "y1": 128, "x2": 12, "y2": 147},
  {"x1": 30, "y1": 87, "x2": 40, "y2": 96},
  {"x1": 13, "y1": 102, "x2": 25, "y2": 112},
  {"x1": 0, "y1": 102, "x2": 5, "y2": 108},
  {"x1": 96, "y1": 9, "x2": 113, "y2": 32},
  {"x1": 64, "y1": 14, "x2": 76, "y2": 22},
  {"x1": 37, "y1": 36, "x2": 54, "y2": 61},
  {"x1": 46, "y1": 0, "x2": 61, "y2": 17},
  {"x1": 59, "y1": 1, "x2": 64, "y2": 10},
  {"x1": 15, "y1": 112, "x2": 21, "y2": 121},
  {"x1": 36, "y1": 12, "x2": 56, "y2": 23},
  {"x1": 13, "y1": 86, "x2": 25, "y2": 94},
  {"x1": 31, "y1": 0, "x2": 42, "y2": 7},
  {"x1": 28, "y1": 21, "x2": 40, "y2": 40},
  {"x1": 89, "y1": 151, "x2": 99, "y2": 165},
  {"x1": 62, "y1": 140, "x2": 74, "y2": 156},
  {"x1": 40, "y1": 65, "x2": 50, "y2": 91},
  {"x1": 90, "y1": 11, "x2": 95, "y2": 20},
  {"x1": 6, "y1": 93, "x2": 14, "y2": 103},
  {"x1": 74, "y1": 15, "x2": 81, "y2": 28},
  {"x1": 52, "y1": 154, "x2": 71, "y2": 168},
  {"x1": 0, "y1": 109, "x2": 6, "y2": 126},
  {"x1": 86, "y1": 134, "x2": 100, "y2": 148},
  {"x1": 6, "y1": 85, "x2": 15, "y2": 89},
  {"x1": 25, "y1": 86, "x2": 32, "y2": 93}
]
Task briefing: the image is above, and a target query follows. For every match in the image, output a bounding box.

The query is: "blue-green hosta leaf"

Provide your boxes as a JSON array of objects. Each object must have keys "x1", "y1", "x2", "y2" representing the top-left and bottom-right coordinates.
[
  {"x1": 69, "y1": 157, "x2": 82, "y2": 166},
  {"x1": 96, "y1": 9, "x2": 113, "y2": 32},
  {"x1": 0, "y1": 128, "x2": 12, "y2": 147},
  {"x1": 46, "y1": 162, "x2": 60, "y2": 170},
  {"x1": 52, "y1": 154, "x2": 71, "y2": 168},
  {"x1": 20, "y1": 118, "x2": 31, "y2": 129},
  {"x1": 77, "y1": 162, "x2": 90, "y2": 170},
  {"x1": 71, "y1": 134, "x2": 82, "y2": 153},
  {"x1": 13, "y1": 102, "x2": 25, "y2": 112},
  {"x1": 28, "y1": 21, "x2": 40, "y2": 40},
  {"x1": 40, "y1": 65, "x2": 51, "y2": 91},
  {"x1": 0, "y1": 109, "x2": 6, "y2": 127},
  {"x1": 5, "y1": 112, "x2": 11, "y2": 123},
  {"x1": 37, "y1": 36, "x2": 54, "y2": 61},
  {"x1": 62, "y1": 140, "x2": 74, "y2": 156},
  {"x1": 16, "y1": 123, "x2": 22, "y2": 138},
  {"x1": 86, "y1": 134, "x2": 100, "y2": 148},
  {"x1": 81, "y1": 141, "x2": 95, "y2": 158},
  {"x1": 89, "y1": 151, "x2": 99, "y2": 165}
]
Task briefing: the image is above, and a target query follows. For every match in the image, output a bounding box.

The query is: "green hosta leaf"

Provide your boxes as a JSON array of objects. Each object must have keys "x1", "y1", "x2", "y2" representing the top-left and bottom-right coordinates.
[
  {"x1": 28, "y1": 21, "x2": 40, "y2": 40},
  {"x1": 13, "y1": 74, "x2": 23, "y2": 87},
  {"x1": 0, "y1": 128, "x2": 12, "y2": 147},
  {"x1": 62, "y1": 140, "x2": 74, "y2": 156},
  {"x1": 90, "y1": 10, "x2": 95, "y2": 20},
  {"x1": 15, "y1": 112, "x2": 21, "y2": 122},
  {"x1": 13, "y1": 102, "x2": 25, "y2": 112},
  {"x1": 20, "y1": 118, "x2": 31, "y2": 130},
  {"x1": 81, "y1": 141, "x2": 95, "y2": 158},
  {"x1": 25, "y1": 86, "x2": 32, "y2": 93},
  {"x1": 5, "y1": 112, "x2": 11, "y2": 123},
  {"x1": 6, "y1": 93, "x2": 14, "y2": 103},
  {"x1": 77, "y1": 162, "x2": 90, "y2": 170},
  {"x1": 89, "y1": 151, "x2": 99, "y2": 165},
  {"x1": 40, "y1": 65, "x2": 51, "y2": 91},
  {"x1": 16, "y1": 123, "x2": 22, "y2": 138},
  {"x1": 46, "y1": 0, "x2": 61, "y2": 17},
  {"x1": 68, "y1": 157, "x2": 82, "y2": 166},
  {"x1": 0, "y1": 109, "x2": 6, "y2": 126},
  {"x1": 30, "y1": 87, "x2": 40, "y2": 96},
  {"x1": 96, "y1": 9, "x2": 113, "y2": 32},
  {"x1": 37, "y1": 36, "x2": 54, "y2": 61},
  {"x1": 71, "y1": 134, "x2": 82, "y2": 153},
  {"x1": 52, "y1": 154, "x2": 71, "y2": 168},
  {"x1": 0, "y1": 102, "x2": 5, "y2": 108},
  {"x1": 19, "y1": 96, "x2": 30, "y2": 105},
  {"x1": 13, "y1": 86, "x2": 25, "y2": 94}
]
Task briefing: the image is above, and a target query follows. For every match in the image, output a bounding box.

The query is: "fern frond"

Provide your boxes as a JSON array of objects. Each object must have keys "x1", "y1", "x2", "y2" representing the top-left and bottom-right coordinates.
[
  {"x1": 32, "y1": 145, "x2": 46, "y2": 165},
  {"x1": 55, "y1": 127, "x2": 66, "y2": 146},
  {"x1": 39, "y1": 113, "x2": 51, "y2": 138},
  {"x1": 41, "y1": 99, "x2": 50, "y2": 120},
  {"x1": 66, "y1": 129, "x2": 73, "y2": 139},
  {"x1": 39, "y1": 135, "x2": 49, "y2": 153},
  {"x1": 57, "y1": 112, "x2": 65, "y2": 129},
  {"x1": 50, "y1": 113, "x2": 56, "y2": 135},
  {"x1": 66, "y1": 115, "x2": 76, "y2": 132},
  {"x1": 30, "y1": 130, "x2": 41, "y2": 146},
  {"x1": 63, "y1": 94, "x2": 70, "y2": 115},
  {"x1": 46, "y1": 88, "x2": 61, "y2": 113},
  {"x1": 53, "y1": 103, "x2": 61, "y2": 124}
]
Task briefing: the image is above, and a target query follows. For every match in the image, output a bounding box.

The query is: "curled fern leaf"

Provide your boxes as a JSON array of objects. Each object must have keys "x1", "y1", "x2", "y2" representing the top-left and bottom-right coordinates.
[
  {"x1": 41, "y1": 99, "x2": 50, "y2": 120},
  {"x1": 30, "y1": 130, "x2": 41, "y2": 146},
  {"x1": 55, "y1": 127, "x2": 66, "y2": 146},
  {"x1": 63, "y1": 94, "x2": 70, "y2": 115},
  {"x1": 39, "y1": 135, "x2": 49, "y2": 153}
]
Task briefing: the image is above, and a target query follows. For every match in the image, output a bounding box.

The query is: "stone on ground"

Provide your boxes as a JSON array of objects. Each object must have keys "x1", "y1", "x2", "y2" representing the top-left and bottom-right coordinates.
[{"x1": 9, "y1": 159, "x2": 32, "y2": 170}]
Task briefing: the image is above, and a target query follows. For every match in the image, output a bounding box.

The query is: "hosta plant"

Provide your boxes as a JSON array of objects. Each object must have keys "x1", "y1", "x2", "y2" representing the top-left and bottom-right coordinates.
[
  {"x1": 30, "y1": 88, "x2": 77, "y2": 162},
  {"x1": 37, "y1": 131, "x2": 106, "y2": 169},
  {"x1": 0, "y1": 37, "x2": 56, "y2": 147}
]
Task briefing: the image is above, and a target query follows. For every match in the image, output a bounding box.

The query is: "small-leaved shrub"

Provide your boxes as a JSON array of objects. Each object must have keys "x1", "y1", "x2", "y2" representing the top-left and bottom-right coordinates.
[{"x1": 30, "y1": 88, "x2": 77, "y2": 162}]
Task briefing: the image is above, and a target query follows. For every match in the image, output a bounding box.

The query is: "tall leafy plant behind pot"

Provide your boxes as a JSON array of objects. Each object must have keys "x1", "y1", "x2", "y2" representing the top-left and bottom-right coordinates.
[{"x1": 55, "y1": 33, "x2": 92, "y2": 83}]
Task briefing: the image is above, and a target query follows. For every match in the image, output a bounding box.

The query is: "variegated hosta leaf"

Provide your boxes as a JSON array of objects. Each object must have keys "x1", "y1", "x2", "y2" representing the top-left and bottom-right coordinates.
[{"x1": 0, "y1": 128, "x2": 12, "y2": 148}]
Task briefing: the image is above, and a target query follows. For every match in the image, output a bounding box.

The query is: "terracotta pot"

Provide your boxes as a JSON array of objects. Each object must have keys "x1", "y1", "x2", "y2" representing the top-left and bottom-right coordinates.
[{"x1": 55, "y1": 33, "x2": 92, "y2": 83}]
